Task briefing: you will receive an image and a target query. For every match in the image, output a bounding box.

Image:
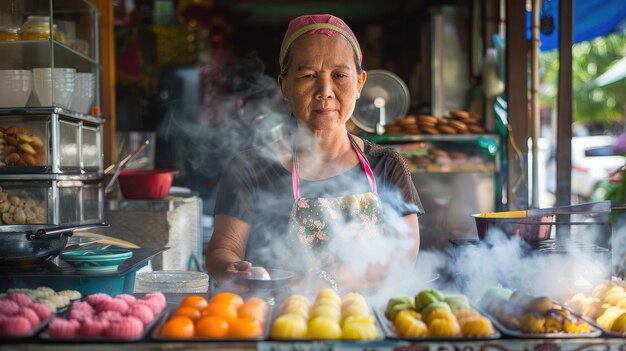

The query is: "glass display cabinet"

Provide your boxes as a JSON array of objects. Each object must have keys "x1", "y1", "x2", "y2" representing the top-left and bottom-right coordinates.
[{"x1": 0, "y1": 0, "x2": 103, "y2": 225}]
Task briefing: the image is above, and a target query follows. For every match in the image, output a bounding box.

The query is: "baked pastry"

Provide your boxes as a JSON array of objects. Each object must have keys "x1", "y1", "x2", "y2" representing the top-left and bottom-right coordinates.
[
  {"x1": 437, "y1": 125, "x2": 457, "y2": 134},
  {"x1": 417, "y1": 115, "x2": 438, "y2": 128},
  {"x1": 450, "y1": 110, "x2": 470, "y2": 120},
  {"x1": 421, "y1": 126, "x2": 439, "y2": 135},
  {"x1": 468, "y1": 125, "x2": 485, "y2": 134},
  {"x1": 449, "y1": 120, "x2": 468, "y2": 132}
]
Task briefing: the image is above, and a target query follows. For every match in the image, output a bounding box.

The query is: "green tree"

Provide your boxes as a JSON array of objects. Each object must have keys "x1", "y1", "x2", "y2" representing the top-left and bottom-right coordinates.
[{"x1": 540, "y1": 31, "x2": 626, "y2": 123}]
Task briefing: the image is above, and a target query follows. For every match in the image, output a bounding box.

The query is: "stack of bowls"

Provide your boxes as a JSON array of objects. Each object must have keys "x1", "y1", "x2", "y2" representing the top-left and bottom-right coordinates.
[
  {"x1": 60, "y1": 249, "x2": 133, "y2": 273},
  {"x1": 33, "y1": 67, "x2": 75, "y2": 108},
  {"x1": 134, "y1": 270, "x2": 209, "y2": 293},
  {"x1": 69, "y1": 72, "x2": 95, "y2": 114},
  {"x1": 0, "y1": 70, "x2": 33, "y2": 107}
]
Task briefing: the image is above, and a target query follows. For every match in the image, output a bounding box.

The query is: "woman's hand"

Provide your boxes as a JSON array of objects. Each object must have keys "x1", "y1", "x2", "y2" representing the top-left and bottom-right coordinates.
[{"x1": 224, "y1": 260, "x2": 253, "y2": 279}]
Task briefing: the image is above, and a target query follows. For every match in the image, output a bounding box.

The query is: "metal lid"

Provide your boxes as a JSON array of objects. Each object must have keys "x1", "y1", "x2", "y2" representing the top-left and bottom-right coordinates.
[{"x1": 25, "y1": 15, "x2": 50, "y2": 23}]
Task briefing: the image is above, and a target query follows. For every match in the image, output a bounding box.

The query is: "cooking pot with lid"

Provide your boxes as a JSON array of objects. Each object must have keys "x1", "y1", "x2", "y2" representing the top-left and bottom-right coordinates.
[{"x1": 0, "y1": 223, "x2": 108, "y2": 265}]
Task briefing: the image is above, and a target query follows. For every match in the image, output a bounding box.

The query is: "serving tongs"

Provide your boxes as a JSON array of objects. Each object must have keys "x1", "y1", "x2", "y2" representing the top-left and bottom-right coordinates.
[
  {"x1": 479, "y1": 201, "x2": 611, "y2": 218},
  {"x1": 104, "y1": 140, "x2": 150, "y2": 194},
  {"x1": 25, "y1": 223, "x2": 109, "y2": 240}
]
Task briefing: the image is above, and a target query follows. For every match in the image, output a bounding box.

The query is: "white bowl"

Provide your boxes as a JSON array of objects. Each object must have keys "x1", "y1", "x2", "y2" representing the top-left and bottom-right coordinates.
[
  {"x1": 70, "y1": 73, "x2": 95, "y2": 114},
  {"x1": 0, "y1": 70, "x2": 32, "y2": 107},
  {"x1": 33, "y1": 68, "x2": 75, "y2": 108}
]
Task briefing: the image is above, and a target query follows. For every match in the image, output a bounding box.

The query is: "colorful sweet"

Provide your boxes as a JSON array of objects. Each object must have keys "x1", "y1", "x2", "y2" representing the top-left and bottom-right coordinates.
[
  {"x1": 482, "y1": 289, "x2": 592, "y2": 334},
  {"x1": 0, "y1": 299, "x2": 20, "y2": 315},
  {"x1": 106, "y1": 316, "x2": 144, "y2": 338},
  {"x1": 97, "y1": 310, "x2": 123, "y2": 323},
  {"x1": 0, "y1": 316, "x2": 33, "y2": 337},
  {"x1": 127, "y1": 303, "x2": 155, "y2": 325},
  {"x1": 48, "y1": 318, "x2": 80, "y2": 337},
  {"x1": 8, "y1": 292, "x2": 33, "y2": 307},
  {"x1": 97, "y1": 298, "x2": 129, "y2": 314},
  {"x1": 271, "y1": 314, "x2": 308, "y2": 338},
  {"x1": 115, "y1": 294, "x2": 137, "y2": 305},
  {"x1": 31, "y1": 303, "x2": 53, "y2": 320},
  {"x1": 80, "y1": 319, "x2": 108, "y2": 337},
  {"x1": 394, "y1": 310, "x2": 428, "y2": 337},
  {"x1": 341, "y1": 315, "x2": 379, "y2": 339},
  {"x1": 57, "y1": 290, "x2": 82, "y2": 301},
  {"x1": 144, "y1": 292, "x2": 166, "y2": 309},
  {"x1": 460, "y1": 316, "x2": 496, "y2": 337},
  {"x1": 386, "y1": 289, "x2": 497, "y2": 338},
  {"x1": 0, "y1": 291, "x2": 54, "y2": 338},
  {"x1": 19, "y1": 307, "x2": 40, "y2": 328},
  {"x1": 160, "y1": 293, "x2": 268, "y2": 339},
  {"x1": 564, "y1": 281, "x2": 626, "y2": 333},
  {"x1": 271, "y1": 290, "x2": 377, "y2": 340},
  {"x1": 85, "y1": 293, "x2": 112, "y2": 307},
  {"x1": 46, "y1": 292, "x2": 166, "y2": 338}
]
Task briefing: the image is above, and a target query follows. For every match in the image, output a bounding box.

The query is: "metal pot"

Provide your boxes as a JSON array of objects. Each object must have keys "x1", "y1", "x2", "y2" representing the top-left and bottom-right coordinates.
[
  {"x1": 0, "y1": 223, "x2": 108, "y2": 265},
  {"x1": 472, "y1": 215, "x2": 554, "y2": 242}
]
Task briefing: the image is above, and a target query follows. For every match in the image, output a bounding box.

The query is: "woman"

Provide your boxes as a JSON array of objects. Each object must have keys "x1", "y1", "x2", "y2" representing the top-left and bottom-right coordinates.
[{"x1": 206, "y1": 14, "x2": 423, "y2": 292}]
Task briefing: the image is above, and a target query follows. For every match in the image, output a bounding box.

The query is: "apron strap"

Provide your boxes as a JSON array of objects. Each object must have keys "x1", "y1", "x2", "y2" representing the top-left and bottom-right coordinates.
[
  {"x1": 348, "y1": 134, "x2": 378, "y2": 195},
  {"x1": 292, "y1": 133, "x2": 378, "y2": 200}
]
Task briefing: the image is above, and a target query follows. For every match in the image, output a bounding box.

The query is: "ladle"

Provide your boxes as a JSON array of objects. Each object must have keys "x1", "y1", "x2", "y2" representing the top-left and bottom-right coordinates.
[
  {"x1": 479, "y1": 200, "x2": 611, "y2": 218},
  {"x1": 105, "y1": 140, "x2": 150, "y2": 194}
]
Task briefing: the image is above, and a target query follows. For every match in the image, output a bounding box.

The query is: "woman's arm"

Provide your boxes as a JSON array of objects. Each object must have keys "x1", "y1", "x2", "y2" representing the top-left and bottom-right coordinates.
[
  {"x1": 403, "y1": 213, "x2": 420, "y2": 262},
  {"x1": 205, "y1": 214, "x2": 252, "y2": 283}
]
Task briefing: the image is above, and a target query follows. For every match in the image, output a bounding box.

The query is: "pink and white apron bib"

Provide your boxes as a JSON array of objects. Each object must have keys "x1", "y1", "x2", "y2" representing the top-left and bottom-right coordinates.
[{"x1": 285, "y1": 134, "x2": 385, "y2": 278}]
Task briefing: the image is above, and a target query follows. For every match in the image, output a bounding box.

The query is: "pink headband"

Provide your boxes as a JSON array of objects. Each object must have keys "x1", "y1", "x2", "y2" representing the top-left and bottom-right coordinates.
[{"x1": 279, "y1": 14, "x2": 362, "y2": 69}]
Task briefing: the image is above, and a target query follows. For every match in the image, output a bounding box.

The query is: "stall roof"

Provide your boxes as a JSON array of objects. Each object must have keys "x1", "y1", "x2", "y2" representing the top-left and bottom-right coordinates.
[{"x1": 527, "y1": 0, "x2": 626, "y2": 51}]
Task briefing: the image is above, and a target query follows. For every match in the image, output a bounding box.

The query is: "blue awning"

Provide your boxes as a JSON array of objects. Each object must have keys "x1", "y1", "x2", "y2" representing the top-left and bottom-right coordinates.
[{"x1": 526, "y1": 0, "x2": 626, "y2": 51}]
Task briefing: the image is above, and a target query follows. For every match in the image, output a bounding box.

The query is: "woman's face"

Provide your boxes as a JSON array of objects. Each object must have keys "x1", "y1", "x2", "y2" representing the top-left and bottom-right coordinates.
[{"x1": 279, "y1": 34, "x2": 366, "y2": 133}]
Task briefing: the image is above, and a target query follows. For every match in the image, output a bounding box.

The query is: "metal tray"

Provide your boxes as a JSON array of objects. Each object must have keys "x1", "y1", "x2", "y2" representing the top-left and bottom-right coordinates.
[
  {"x1": 38, "y1": 306, "x2": 166, "y2": 342},
  {"x1": 151, "y1": 305, "x2": 271, "y2": 342},
  {"x1": 267, "y1": 304, "x2": 384, "y2": 342},
  {"x1": 375, "y1": 307, "x2": 501, "y2": 341},
  {"x1": 577, "y1": 314, "x2": 626, "y2": 338},
  {"x1": 476, "y1": 304, "x2": 602, "y2": 338}
]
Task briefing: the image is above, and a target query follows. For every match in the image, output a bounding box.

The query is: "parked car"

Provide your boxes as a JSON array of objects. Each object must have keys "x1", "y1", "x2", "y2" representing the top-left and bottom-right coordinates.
[{"x1": 571, "y1": 136, "x2": 625, "y2": 200}]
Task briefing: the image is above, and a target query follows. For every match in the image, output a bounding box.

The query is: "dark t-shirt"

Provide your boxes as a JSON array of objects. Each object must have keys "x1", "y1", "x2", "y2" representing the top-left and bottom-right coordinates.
[{"x1": 213, "y1": 139, "x2": 423, "y2": 267}]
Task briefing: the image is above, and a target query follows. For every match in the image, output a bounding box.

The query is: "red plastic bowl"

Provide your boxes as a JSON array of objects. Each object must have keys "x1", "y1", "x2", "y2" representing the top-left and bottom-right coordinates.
[{"x1": 118, "y1": 169, "x2": 179, "y2": 200}]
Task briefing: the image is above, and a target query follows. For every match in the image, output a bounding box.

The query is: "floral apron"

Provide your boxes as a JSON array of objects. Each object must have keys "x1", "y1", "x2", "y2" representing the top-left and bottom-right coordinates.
[{"x1": 285, "y1": 133, "x2": 385, "y2": 286}]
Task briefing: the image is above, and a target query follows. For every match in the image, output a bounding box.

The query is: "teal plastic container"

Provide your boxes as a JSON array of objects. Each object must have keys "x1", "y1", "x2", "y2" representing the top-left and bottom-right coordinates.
[{"x1": 0, "y1": 248, "x2": 165, "y2": 296}]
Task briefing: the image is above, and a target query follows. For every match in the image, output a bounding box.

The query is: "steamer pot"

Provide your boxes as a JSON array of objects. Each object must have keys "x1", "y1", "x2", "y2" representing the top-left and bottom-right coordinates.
[{"x1": 472, "y1": 215, "x2": 554, "y2": 242}]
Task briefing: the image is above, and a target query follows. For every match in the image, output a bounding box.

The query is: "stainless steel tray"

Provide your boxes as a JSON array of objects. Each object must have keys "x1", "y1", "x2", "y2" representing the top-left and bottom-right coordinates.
[
  {"x1": 476, "y1": 304, "x2": 602, "y2": 338},
  {"x1": 375, "y1": 307, "x2": 501, "y2": 341}
]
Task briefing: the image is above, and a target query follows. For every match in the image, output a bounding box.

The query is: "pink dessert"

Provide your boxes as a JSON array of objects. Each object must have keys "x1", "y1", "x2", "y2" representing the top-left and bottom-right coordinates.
[
  {"x1": 106, "y1": 316, "x2": 144, "y2": 338},
  {"x1": 135, "y1": 299, "x2": 161, "y2": 315},
  {"x1": 115, "y1": 294, "x2": 137, "y2": 305},
  {"x1": 0, "y1": 316, "x2": 32, "y2": 337},
  {"x1": 79, "y1": 319, "x2": 108, "y2": 337},
  {"x1": 127, "y1": 304, "x2": 154, "y2": 325},
  {"x1": 0, "y1": 299, "x2": 20, "y2": 315},
  {"x1": 69, "y1": 308, "x2": 93, "y2": 322},
  {"x1": 71, "y1": 301, "x2": 95, "y2": 313},
  {"x1": 97, "y1": 298, "x2": 129, "y2": 314},
  {"x1": 85, "y1": 293, "x2": 112, "y2": 307},
  {"x1": 48, "y1": 318, "x2": 80, "y2": 338},
  {"x1": 97, "y1": 310, "x2": 123, "y2": 323},
  {"x1": 19, "y1": 307, "x2": 40, "y2": 328},
  {"x1": 31, "y1": 303, "x2": 53, "y2": 320},
  {"x1": 7, "y1": 293, "x2": 32, "y2": 307},
  {"x1": 142, "y1": 292, "x2": 166, "y2": 308}
]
